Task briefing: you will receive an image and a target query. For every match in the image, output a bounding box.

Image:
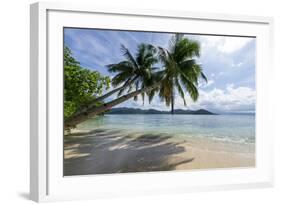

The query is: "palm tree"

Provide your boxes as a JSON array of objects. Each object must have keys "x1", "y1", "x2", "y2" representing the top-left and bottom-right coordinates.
[
  {"x1": 65, "y1": 81, "x2": 161, "y2": 128},
  {"x1": 91, "y1": 43, "x2": 158, "y2": 103},
  {"x1": 65, "y1": 44, "x2": 159, "y2": 128},
  {"x1": 108, "y1": 43, "x2": 159, "y2": 101},
  {"x1": 65, "y1": 35, "x2": 207, "y2": 128},
  {"x1": 155, "y1": 34, "x2": 207, "y2": 114}
]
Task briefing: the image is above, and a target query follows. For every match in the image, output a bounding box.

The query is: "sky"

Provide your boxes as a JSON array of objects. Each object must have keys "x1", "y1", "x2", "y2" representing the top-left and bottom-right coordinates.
[{"x1": 64, "y1": 28, "x2": 256, "y2": 113}]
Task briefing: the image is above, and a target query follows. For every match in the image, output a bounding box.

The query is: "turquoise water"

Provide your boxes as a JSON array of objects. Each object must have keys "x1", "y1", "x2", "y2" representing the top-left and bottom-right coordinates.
[{"x1": 77, "y1": 114, "x2": 255, "y2": 145}]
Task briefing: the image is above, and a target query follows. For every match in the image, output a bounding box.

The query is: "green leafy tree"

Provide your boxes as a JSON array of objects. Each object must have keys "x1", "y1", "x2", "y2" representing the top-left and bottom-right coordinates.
[
  {"x1": 64, "y1": 46, "x2": 110, "y2": 121},
  {"x1": 74, "y1": 43, "x2": 159, "y2": 115},
  {"x1": 65, "y1": 44, "x2": 159, "y2": 127},
  {"x1": 65, "y1": 35, "x2": 207, "y2": 127}
]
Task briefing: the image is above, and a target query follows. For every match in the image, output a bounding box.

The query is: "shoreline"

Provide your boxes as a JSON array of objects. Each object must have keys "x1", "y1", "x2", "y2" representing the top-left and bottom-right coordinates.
[{"x1": 64, "y1": 128, "x2": 255, "y2": 176}]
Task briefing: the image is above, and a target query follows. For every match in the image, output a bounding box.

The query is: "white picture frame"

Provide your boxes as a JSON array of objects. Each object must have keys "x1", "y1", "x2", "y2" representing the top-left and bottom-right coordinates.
[{"x1": 30, "y1": 2, "x2": 274, "y2": 202}]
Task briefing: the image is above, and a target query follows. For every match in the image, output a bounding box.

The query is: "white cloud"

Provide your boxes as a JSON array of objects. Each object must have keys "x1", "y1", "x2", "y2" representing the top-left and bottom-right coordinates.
[
  {"x1": 184, "y1": 85, "x2": 256, "y2": 112},
  {"x1": 198, "y1": 36, "x2": 253, "y2": 54},
  {"x1": 218, "y1": 37, "x2": 253, "y2": 53},
  {"x1": 231, "y1": 62, "x2": 243, "y2": 67},
  {"x1": 113, "y1": 84, "x2": 255, "y2": 113}
]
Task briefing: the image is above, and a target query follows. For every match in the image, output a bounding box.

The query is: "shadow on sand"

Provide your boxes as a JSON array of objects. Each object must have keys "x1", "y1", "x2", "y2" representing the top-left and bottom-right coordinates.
[{"x1": 64, "y1": 129, "x2": 194, "y2": 176}]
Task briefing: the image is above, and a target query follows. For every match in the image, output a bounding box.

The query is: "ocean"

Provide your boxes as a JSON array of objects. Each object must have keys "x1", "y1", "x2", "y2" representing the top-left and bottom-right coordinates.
[{"x1": 77, "y1": 114, "x2": 255, "y2": 146}]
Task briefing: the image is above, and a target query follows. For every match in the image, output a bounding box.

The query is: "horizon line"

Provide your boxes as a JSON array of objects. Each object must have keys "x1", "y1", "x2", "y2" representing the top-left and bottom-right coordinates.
[{"x1": 113, "y1": 107, "x2": 256, "y2": 114}]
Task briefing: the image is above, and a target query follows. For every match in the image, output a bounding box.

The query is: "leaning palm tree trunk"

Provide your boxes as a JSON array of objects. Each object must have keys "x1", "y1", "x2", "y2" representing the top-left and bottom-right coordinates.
[
  {"x1": 90, "y1": 86, "x2": 124, "y2": 105},
  {"x1": 88, "y1": 76, "x2": 138, "y2": 106},
  {"x1": 69, "y1": 77, "x2": 137, "y2": 120},
  {"x1": 65, "y1": 82, "x2": 161, "y2": 128}
]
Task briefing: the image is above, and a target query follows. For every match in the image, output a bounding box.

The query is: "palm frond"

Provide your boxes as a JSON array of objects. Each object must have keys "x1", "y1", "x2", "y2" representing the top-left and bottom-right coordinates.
[
  {"x1": 180, "y1": 75, "x2": 199, "y2": 101},
  {"x1": 141, "y1": 92, "x2": 145, "y2": 104},
  {"x1": 133, "y1": 95, "x2": 138, "y2": 101},
  {"x1": 107, "y1": 61, "x2": 134, "y2": 73},
  {"x1": 175, "y1": 79, "x2": 187, "y2": 106},
  {"x1": 148, "y1": 90, "x2": 155, "y2": 104},
  {"x1": 156, "y1": 46, "x2": 169, "y2": 65},
  {"x1": 117, "y1": 87, "x2": 125, "y2": 97},
  {"x1": 111, "y1": 72, "x2": 133, "y2": 87},
  {"x1": 120, "y1": 44, "x2": 139, "y2": 69},
  {"x1": 200, "y1": 71, "x2": 208, "y2": 83}
]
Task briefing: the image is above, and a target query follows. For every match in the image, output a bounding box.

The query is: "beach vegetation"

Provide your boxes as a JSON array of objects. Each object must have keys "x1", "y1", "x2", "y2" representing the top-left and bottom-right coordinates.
[
  {"x1": 64, "y1": 46, "x2": 110, "y2": 121},
  {"x1": 155, "y1": 34, "x2": 207, "y2": 114},
  {"x1": 64, "y1": 34, "x2": 207, "y2": 128}
]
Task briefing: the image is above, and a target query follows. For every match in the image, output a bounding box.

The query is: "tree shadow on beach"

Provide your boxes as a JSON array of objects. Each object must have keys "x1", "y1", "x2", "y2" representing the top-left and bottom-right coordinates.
[{"x1": 64, "y1": 129, "x2": 194, "y2": 176}]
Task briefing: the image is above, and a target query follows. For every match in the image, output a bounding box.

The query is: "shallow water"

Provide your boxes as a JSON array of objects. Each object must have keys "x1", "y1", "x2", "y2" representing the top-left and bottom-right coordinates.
[{"x1": 77, "y1": 114, "x2": 255, "y2": 146}]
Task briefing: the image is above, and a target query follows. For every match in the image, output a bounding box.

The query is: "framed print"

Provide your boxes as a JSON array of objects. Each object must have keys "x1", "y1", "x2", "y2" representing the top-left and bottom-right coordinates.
[{"x1": 30, "y1": 2, "x2": 274, "y2": 202}]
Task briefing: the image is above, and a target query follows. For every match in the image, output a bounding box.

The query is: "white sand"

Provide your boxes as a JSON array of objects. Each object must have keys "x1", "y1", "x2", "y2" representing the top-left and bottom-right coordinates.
[{"x1": 64, "y1": 129, "x2": 255, "y2": 176}]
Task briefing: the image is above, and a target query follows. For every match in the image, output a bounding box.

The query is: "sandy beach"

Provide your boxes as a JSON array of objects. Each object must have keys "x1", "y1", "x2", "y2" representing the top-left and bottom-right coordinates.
[{"x1": 64, "y1": 128, "x2": 255, "y2": 176}]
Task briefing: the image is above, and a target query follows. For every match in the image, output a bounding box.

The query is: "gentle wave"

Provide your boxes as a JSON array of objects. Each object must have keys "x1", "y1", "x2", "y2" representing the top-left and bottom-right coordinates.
[{"x1": 78, "y1": 114, "x2": 255, "y2": 146}]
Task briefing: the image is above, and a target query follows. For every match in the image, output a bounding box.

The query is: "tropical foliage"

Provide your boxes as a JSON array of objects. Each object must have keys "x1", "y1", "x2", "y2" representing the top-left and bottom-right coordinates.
[
  {"x1": 64, "y1": 46, "x2": 110, "y2": 119},
  {"x1": 64, "y1": 34, "x2": 207, "y2": 128},
  {"x1": 107, "y1": 43, "x2": 159, "y2": 102},
  {"x1": 64, "y1": 43, "x2": 159, "y2": 127},
  {"x1": 155, "y1": 34, "x2": 207, "y2": 114}
]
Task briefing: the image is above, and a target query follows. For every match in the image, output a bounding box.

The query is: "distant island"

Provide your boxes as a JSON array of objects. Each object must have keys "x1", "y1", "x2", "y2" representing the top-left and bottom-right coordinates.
[{"x1": 107, "y1": 107, "x2": 216, "y2": 115}]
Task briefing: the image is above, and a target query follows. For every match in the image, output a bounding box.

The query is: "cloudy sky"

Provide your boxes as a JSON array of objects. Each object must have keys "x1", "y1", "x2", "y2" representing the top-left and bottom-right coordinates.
[{"x1": 64, "y1": 28, "x2": 256, "y2": 113}]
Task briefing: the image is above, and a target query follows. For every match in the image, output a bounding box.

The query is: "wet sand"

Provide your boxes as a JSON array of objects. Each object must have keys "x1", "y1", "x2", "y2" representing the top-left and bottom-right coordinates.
[{"x1": 64, "y1": 128, "x2": 255, "y2": 176}]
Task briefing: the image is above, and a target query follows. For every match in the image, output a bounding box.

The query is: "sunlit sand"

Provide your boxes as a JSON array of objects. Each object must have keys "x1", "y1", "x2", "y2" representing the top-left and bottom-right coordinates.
[{"x1": 64, "y1": 128, "x2": 255, "y2": 176}]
